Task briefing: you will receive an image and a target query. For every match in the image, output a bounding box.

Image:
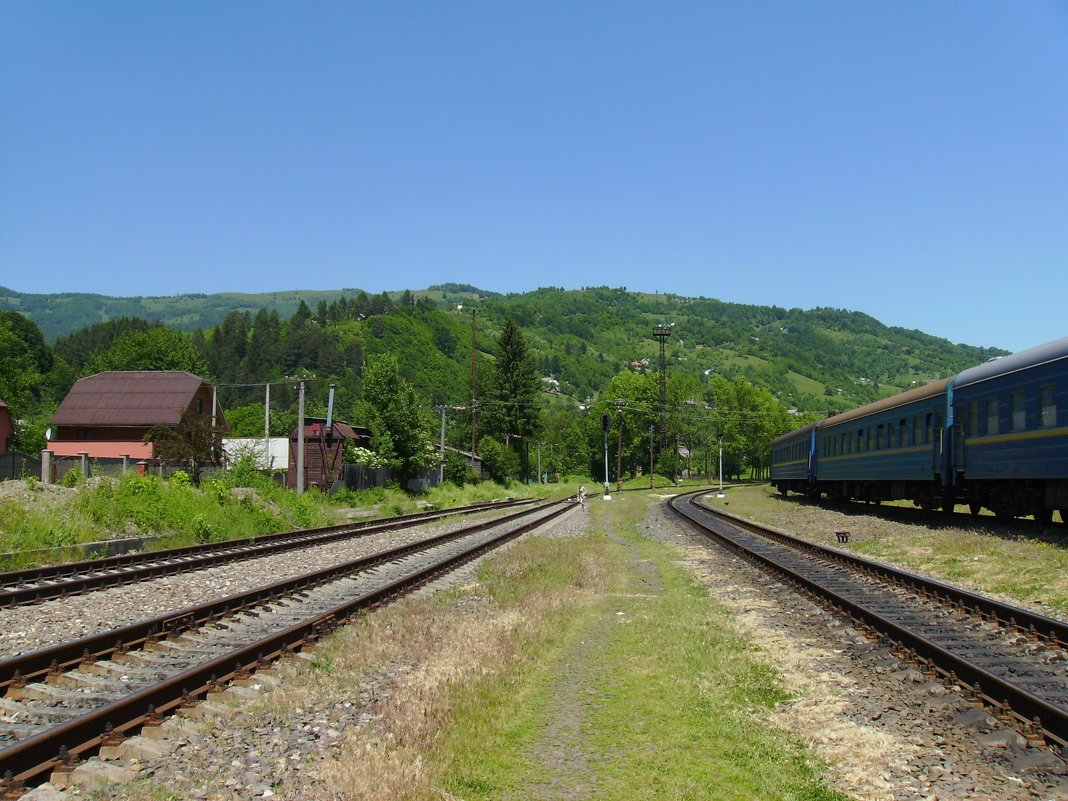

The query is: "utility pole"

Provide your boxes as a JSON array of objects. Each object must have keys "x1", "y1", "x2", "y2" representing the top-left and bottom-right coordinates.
[
  {"x1": 648, "y1": 424, "x2": 655, "y2": 489},
  {"x1": 615, "y1": 399, "x2": 625, "y2": 492},
  {"x1": 438, "y1": 405, "x2": 447, "y2": 486},
  {"x1": 674, "y1": 431, "x2": 680, "y2": 487},
  {"x1": 601, "y1": 412, "x2": 611, "y2": 500},
  {"x1": 537, "y1": 441, "x2": 542, "y2": 483},
  {"x1": 296, "y1": 377, "x2": 306, "y2": 495},
  {"x1": 717, "y1": 432, "x2": 726, "y2": 497},
  {"x1": 264, "y1": 382, "x2": 271, "y2": 469},
  {"x1": 470, "y1": 309, "x2": 478, "y2": 468}
]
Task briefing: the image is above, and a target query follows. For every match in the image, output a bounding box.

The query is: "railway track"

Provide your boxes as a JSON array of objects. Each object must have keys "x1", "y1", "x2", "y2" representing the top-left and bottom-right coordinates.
[
  {"x1": 0, "y1": 498, "x2": 533, "y2": 608},
  {"x1": 669, "y1": 490, "x2": 1068, "y2": 750},
  {"x1": 0, "y1": 498, "x2": 572, "y2": 792}
]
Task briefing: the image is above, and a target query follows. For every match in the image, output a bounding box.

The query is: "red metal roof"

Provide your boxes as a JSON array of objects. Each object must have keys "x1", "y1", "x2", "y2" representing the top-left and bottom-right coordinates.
[
  {"x1": 50, "y1": 371, "x2": 212, "y2": 427},
  {"x1": 289, "y1": 418, "x2": 370, "y2": 440}
]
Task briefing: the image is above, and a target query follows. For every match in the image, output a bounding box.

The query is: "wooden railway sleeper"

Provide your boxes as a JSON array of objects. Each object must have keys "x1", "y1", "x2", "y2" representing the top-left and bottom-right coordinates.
[{"x1": 0, "y1": 771, "x2": 26, "y2": 800}]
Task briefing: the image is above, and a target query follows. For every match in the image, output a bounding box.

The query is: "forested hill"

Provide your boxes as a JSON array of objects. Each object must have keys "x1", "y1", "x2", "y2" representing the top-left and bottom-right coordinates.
[
  {"x1": 478, "y1": 287, "x2": 1007, "y2": 412},
  {"x1": 2, "y1": 284, "x2": 1007, "y2": 414}
]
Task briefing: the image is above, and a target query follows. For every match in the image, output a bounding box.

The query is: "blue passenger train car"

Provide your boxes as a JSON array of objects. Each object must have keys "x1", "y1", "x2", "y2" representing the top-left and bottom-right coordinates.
[
  {"x1": 770, "y1": 422, "x2": 817, "y2": 495},
  {"x1": 770, "y1": 335, "x2": 1068, "y2": 523},
  {"x1": 948, "y1": 337, "x2": 1068, "y2": 522},
  {"x1": 814, "y1": 379, "x2": 951, "y2": 509}
]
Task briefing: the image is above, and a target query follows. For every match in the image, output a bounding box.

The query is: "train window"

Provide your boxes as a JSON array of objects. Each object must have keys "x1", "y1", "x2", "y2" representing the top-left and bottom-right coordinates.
[
  {"x1": 967, "y1": 402, "x2": 979, "y2": 437},
  {"x1": 841, "y1": 432, "x2": 848, "y2": 454},
  {"x1": 867, "y1": 427, "x2": 874, "y2": 451},
  {"x1": 857, "y1": 429, "x2": 864, "y2": 453},
  {"x1": 1040, "y1": 385, "x2": 1056, "y2": 427},
  {"x1": 913, "y1": 415, "x2": 922, "y2": 445},
  {"x1": 985, "y1": 397, "x2": 999, "y2": 436},
  {"x1": 888, "y1": 423, "x2": 896, "y2": 449},
  {"x1": 899, "y1": 419, "x2": 907, "y2": 447},
  {"x1": 1010, "y1": 391, "x2": 1026, "y2": 431},
  {"x1": 876, "y1": 424, "x2": 885, "y2": 450}
]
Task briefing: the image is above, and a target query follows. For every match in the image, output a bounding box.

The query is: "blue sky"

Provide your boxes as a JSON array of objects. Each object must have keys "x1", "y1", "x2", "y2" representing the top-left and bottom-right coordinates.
[{"x1": 2, "y1": 2, "x2": 1066, "y2": 353}]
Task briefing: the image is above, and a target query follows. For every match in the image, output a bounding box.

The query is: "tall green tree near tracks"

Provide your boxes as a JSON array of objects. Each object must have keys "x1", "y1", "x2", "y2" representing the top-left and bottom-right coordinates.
[
  {"x1": 357, "y1": 353, "x2": 435, "y2": 482},
  {"x1": 480, "y1": 318, "x2": 540, "y2": 478}
]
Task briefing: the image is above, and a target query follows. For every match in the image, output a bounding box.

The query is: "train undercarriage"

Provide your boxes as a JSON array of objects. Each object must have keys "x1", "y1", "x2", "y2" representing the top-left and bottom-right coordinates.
[{"x1": 773, "y1": 477, "x2": 1068, "y2": 524}]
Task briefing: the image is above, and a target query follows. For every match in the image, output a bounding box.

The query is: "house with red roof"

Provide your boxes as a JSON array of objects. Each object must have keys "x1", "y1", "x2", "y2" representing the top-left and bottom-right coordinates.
[
  {"x1": 48, "y1": 371, "x2": 227, "y2": 460},
  {"x1": 0, "y1": 401, "x2": 13, "y2": 454}
]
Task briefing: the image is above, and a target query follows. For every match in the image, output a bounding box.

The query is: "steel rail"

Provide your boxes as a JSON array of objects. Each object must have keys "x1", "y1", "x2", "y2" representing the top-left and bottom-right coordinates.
[
  {"x1": 669, "y1": 491, "x2": 1068, "y2": 748},
  {"x1": 0, "y1": 500, "x2": 555, "y2": 692},
  {"x1": 0, "y1": 499, "x2": 573, "y2": 788},
  {"x1": 0, "y1": 498, "x2": 533, "y2": 607},
  {"x1": 690, "y1": 495, "x2": 1068, "y2": 647}
]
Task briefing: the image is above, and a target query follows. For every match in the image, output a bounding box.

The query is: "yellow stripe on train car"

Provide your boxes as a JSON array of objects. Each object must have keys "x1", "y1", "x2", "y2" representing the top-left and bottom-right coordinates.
[{"x1": 964, "y1": 426, "x2": 1068, "y2": 447}]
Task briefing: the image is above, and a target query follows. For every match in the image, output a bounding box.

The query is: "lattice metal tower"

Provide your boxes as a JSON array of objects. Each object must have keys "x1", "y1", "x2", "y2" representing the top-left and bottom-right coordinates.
[{"x1": 653, "y1": 324, "x2": 673, "y2": 452}]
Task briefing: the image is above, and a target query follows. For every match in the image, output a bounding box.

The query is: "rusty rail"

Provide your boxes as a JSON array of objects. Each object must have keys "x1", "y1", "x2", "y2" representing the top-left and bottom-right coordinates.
[
  {"x1": 0, "y1": 499, "x2": 572, "y2": 787},
  {"x1": 0, "y1": 498, "x2": 534, "y2": 607},
  {"x1": 669, "y1": 491, "x2": 1068, "y2": 748}
]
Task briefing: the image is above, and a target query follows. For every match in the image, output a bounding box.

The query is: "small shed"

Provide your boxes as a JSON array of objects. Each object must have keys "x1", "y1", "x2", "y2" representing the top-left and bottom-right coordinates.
[
  {"x1": 0, "y1": 401, "x2": 13, "y2": 454},
  {"x1": 440, "y1": 445, "x2": 483, "y2": 478},
  {"x1": 287, "y1": 418, "x2": 372, "y2": 491}
]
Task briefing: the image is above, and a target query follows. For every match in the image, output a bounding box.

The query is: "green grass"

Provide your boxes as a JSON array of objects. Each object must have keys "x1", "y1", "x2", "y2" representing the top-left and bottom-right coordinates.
[
  {"x1": 787, "y1": 370, "x2": 825, "y2": 397},
  {"x1": 0, "y1": 471, "x2": 565, "y2": 570},
  {"x1": 436, "y1": 492, "x2": 846, "y2": 800}
]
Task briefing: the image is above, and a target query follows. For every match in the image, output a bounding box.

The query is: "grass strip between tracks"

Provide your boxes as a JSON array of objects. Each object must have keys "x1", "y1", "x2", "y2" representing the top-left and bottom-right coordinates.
[
  {"x1": 106, "y1": 492, "x2": 844, "y2": 801},
  {"x1": 431, "y1": 492, "x2": 845, "y2": 801}
]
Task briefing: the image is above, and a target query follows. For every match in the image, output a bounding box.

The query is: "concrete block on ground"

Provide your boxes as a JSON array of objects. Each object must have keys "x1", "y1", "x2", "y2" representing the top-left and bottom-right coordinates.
[{"x1": 69, "y1": 759, "x2": 137, "y2": 787}]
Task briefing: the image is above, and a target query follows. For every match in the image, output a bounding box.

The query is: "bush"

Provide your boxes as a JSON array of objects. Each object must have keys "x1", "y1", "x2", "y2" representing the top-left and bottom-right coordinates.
[
  {"x1": 477, "y1": 436, "x2": 520, "y2": 484},
  {"x1": 59, "y1": 466, "x2": 83, "y2": 488},
  {"x1": 444, "y1": 450, "x2": 479, "y2": 486}
]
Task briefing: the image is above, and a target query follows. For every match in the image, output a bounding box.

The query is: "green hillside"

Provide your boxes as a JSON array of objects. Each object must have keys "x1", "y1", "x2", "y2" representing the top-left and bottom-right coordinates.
[{"x1": 1, "y1": 284, "x2": 1007, "y2": 416}]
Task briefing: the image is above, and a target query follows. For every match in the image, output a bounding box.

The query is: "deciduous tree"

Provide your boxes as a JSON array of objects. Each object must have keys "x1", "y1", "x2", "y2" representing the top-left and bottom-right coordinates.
[
  {"x1": 87, "y1": 328, "x2": 210, "y2": 376},
  {"x1": 356, "y1": 353, "x2": 435, "y2": 481},
  {"x1": 144, "y1": 409, "x2": 225, "y2": 484}
]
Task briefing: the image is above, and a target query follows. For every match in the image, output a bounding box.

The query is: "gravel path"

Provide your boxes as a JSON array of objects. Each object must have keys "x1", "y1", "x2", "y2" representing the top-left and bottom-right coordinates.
[
  {"x1": 647, "y1": 499, "x2": 1068, "y2": 801},
  {"x1": 0, "y1": 511, "x2": 513, "y2": 659}
]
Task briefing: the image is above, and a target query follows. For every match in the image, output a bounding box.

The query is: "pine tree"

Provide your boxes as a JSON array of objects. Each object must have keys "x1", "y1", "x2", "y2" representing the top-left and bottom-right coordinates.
[{"x1": 481, "y1": 318, "x2": 540, "y2": 478}]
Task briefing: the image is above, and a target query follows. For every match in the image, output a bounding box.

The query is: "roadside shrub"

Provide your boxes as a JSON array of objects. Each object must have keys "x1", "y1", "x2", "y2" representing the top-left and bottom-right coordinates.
[
  {"x1": 477, "y1": 436, "x2": 519, "y2": 484},
  {"x1": 171, "y1": 470, "x2": 192, "y2": 487},
  {"x1": 190, "y1": 513, "x2": 216, "y2": 543},
  {"x1": 225, "y1": 455, "x2": 262, "y2": 488},
  {"x1": 59, "y1": 466, "x2": 83, "y2": 488},
  {"x1": 444, "y1": 450, "x2": 479, "y2": 486}
]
